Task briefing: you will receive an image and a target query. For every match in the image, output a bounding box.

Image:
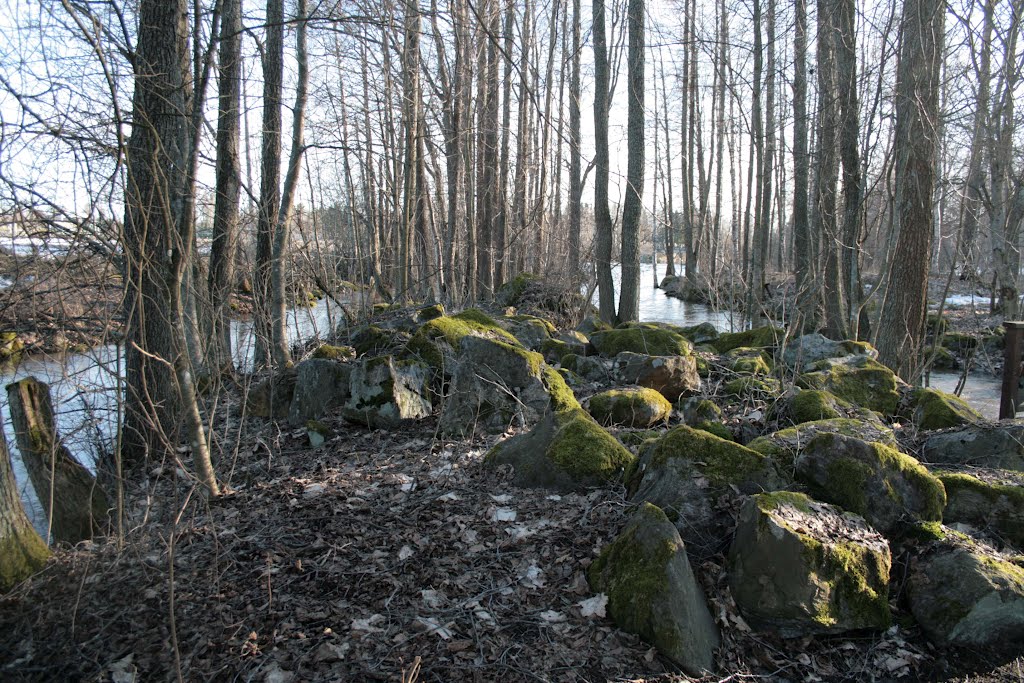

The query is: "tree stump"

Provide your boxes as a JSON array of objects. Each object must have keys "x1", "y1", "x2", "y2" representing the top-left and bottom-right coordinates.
[
  {"x1": 0, "y1": 426, "x2": 49, "y2": 591},
  {"x1": 6, "y1": 377, "x2": 110, "y2": 544}
]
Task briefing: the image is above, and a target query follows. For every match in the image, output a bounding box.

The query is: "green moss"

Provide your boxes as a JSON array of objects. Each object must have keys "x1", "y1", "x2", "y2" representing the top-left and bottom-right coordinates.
[
  {"x1": 941, "y1": 332, "x2": 979, "y2": 352},
  {"x1": 648, "y1": 425, "x2": 772, "y2": 487},
  {"x1": 724, "y1": 376, "x2": 782, "y2": 398},
  {"x1": 373, "y1": 302, "x2": 400, "y2": 313},
  {"x1": 406, "y1": 311, "x2": 518, "y2": 369},
  {"x1": 588, "y1": 503, "x2": 679, "y2": 637},
  {"x1": 590, "y1": 327, "x2": 692, "y2": 357},
  {"x1": 0, "y1": 526, "x2": 50, "y2": 592},
  {"x1": 548, "y1": 410, "x2": 635, "y2": 480},
  {"x1": 416, "y1": 303, "x2": 445, "y2": 321},
  {"x1": 900, "y1": 521, "x2": 953, "y2": 544},
  {"x1": 542, "y1": 367, "x2": 582, "y2": 412},
  {"x1": 692, "y1": 421, "x2": 733, "y2": 441},
  {"x1": 910, "y1": 388, "x2": 983, "y2": 430},
  {"x1": 790, "y1": 390, "x2": 847, "y2": 424},
  {"x1": 797, "y1": 357, "x2": 900, "y2": 415},
  {"x1": 506, "y1": 314, "x2": 558, "y2": 336},
  {"x1": 726, "y1": 347, "x2": 774, "y2": 375},
  {"x1": 497, "y1": 272, "x2": 541, "y2": 306},
  {"x1": 589, "y1": 388, "x2": 672, "y2": 427},
  {"x1": 711, "y1": 325, "x2": 784, "y2": 354},
  {"x1": 312, "y1": 344, "x2": 356, "y2": 361},
  {"x1": 352, "y1": 326, "x2": 398, "y2": 357},
  {"x1": 823, "y1": 456, "x2": 873, "y2": 514},
  {"x1": 616, "y1": 430, "x2": 664, "y2": 448},
  {"x1": 873, "y1": 442, "x2": 947, "y2": 520}
]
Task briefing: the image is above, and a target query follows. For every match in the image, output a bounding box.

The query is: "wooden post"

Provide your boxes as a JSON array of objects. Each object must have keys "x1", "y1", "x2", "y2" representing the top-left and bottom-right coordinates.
[
  {"x1": 6, "y1": 377, "x2": 110, "y2": 544},
  {"x1": 0, "y1": 424, "x2": 49, "y2": 591},
  {"x1": 1000, "y1": 321, "x2": 1024, "y2": 419}
]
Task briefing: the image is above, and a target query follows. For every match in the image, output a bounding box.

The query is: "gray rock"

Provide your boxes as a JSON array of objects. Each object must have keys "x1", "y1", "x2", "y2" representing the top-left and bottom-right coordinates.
[
  {"x1": 782, "y1": 333, "x2": 877, "y2": 372},
  {"x1": 439, "y1": 336, "x2": 567, "y2": 437},
  {"x1": 342, "y1": 356, "x2": 431, "y2": 428},
  {"x1": 630, "y1": 425, "x2": 783, "y2": 557},
  {"x1": 922, "y1": 421, "x2": 1024, "y2": 471},
  {"x1": 484, "y1": 409, "x2": 634, "y2": 491},
  {"x1": 503, "y1": 317, "x2": 553, "y2": 350},
  {"x1": 729, "y1": 492, "x2": 891, "y2": 636},
  {"x1": 588, "y1": 503, "x2": 720, "y2": 675},
  {"x1": 288, "y1": 359, "x2": 352, "y2": 426},
  {"x1": 562, "y1": 354, "x2": 611, "y2": 382},
  {"x1": 908, "y1": 543, "x2": 1024, "y2": 647},
  {"x1": 937, "y1": 471, "x2": 1024, "y2": 549},
  {"x1": 615, "y1": 351, "x2": 700, "y2": 401},
  {"x1": 245, "y1": 368, "x2": 297, "y2": 419},
  {"x1": 795, "y1": 433, "x2": 945, "y2": 534},
  {"x1": 747, "y1": 418, "x2": 896, "y2": 478}
]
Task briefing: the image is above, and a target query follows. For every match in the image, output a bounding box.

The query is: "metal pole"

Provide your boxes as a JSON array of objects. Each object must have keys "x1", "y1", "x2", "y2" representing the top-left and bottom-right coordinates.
[{"x1": 1000, "y1": 321, "x2": 1024, "y2": 420}]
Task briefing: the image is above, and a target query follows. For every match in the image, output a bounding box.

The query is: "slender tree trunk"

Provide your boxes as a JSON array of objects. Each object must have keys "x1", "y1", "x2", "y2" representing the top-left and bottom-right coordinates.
[
  {"x1": 661, "y1": 51, "x2": 677, "y2": 278},
  {"x1": 792, "y1": 0, "x2": 812, "y2": 328},
  {"x1": 0, "y1": 429, "x2": 49, "y2": 592},
  {"x1": 960, "y1": 0, "x2": 993, "y2": 281},
  {"x1": 617, "y1": 0, "x2": 644, "y2": 323},
  {"x1": 876, "y1": 0, "x2": 944, "y2": 379},
  {"x1": 836, "y1": 0, "x2": 862, "y2": 330},
  {"x1": 568, "y1": 0, "x2": 582, "y2": 272},
  {"x1": 593, "y1": 0, "x2": 616, "y2": 322}
]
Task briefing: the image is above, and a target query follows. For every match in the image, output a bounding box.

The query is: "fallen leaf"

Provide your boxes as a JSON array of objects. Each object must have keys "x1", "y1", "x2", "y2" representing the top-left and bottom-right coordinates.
[
  {"x1": 577, "y1": 594, "x2": 608, "y2": 618},
  {"x1": 538, "y1": 610, "x2": 567, "y2": 623},
  {"x1": 491, "y1": 507, "x2": 517, "y2": 522}
]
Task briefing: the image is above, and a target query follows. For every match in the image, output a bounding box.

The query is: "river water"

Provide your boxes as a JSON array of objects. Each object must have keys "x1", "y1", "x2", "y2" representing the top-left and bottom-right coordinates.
[{"x1": 2, "y1": 264, "x2": 1002, "y2": 533}]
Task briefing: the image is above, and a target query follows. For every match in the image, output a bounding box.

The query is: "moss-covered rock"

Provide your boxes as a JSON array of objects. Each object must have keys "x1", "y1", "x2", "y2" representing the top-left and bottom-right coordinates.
[
  {"x1": 787, "y1": 389, "x2": 849, "y2": 424},
  {"x1": 797, "y1": 355, "x2": 901, "y2": 415},
  {"x1": 941, "y1": 332, "x2": 979, "y2": 355},
  {"x1": 781, "y1": 333, "x2": 877, "y2": 372},
  {"x1": 439, "y1": 336, "x2": 578, "y2": 436},
  {"x1": 677, "y1": 322, "x2": 719, "y2": 345},
  {"x1": 343, "y1": 356, "x2": 432, "y2": 428},
  {"x1": 748, "y1": 418, "x2": 896, "y2": 477},
  {"x1": 724, "y1": 376, "x2": 782, "y2": 399},
  {"x1": 312, "y1": 343, "x2": 356, "y2": 361},
  {"x1": 560, "y1": 353, "x2": 610, "y2": 382},
  {"x1": 924, "y1": 345, "x2": 958, "y2": 370},
  {"x1": 908, "y1": 542, "x2": 1024, "y2": 647},
  {"x1": 679, "y1": 397, "x2": 722, "y2": 424},
  {"x1": 616, "y1": 352, "x2": 701, "y2": 401},
  {"x1": 406, "y1": 310, "x2": 518, "y2": 372},
  {"x1": 710, "y1": 325, "x2": 784, "y2": 354},
  {"x1": 938, "y1": 472, "x2": 1024, "y2": 548},
  {"x1": 351, "y1": 325, "x2": 409, "y2": 358},
  {"x1": 629, "y1": 426, "x2": 783, "y2": 557},
  {"x1": 922, "y1": 422, "x2": 1024, "y2": 471},
  {"x1": 245, "y1": 367, "x2": 298, "y2": 419},
  {"x1": 288, "y1": 358, "x2": 352, "y2": 426},
  {"x1": 587, "y1": 503, "x2": 720, "y2": 675},
  {"x1": 306, "y1": 419, "x2": 331, "y2": 448},
  {"x1": 590, "y1": 327, "x2": 693, "y2": 357},
  {"x1": 414, "y1": 303, "x2": 445, "y2": 322},
  {"x1": 907, "y1": 387, "x2": 983, "y2": 431},
  {"x1": 725, "y1": 347, "x2": 773, "y2": 375},
  {"x1": 795, "y1": 433, "x2": 945, "y2": 534},
  {"x1": 729, "y1": 492, "x2": 891, "y2": 636},
  {"x1": 485, "y1": 408, "x2": 635, "y2": 490},
  {"x1": 588, "y1": 388, "x2": 673, "y2": 428},
  {"x1": 496, "y1": 272, "x2": 541, "y2": 307}
]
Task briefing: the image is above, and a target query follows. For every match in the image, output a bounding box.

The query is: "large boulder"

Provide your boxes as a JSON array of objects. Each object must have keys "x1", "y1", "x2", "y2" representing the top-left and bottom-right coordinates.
[
  {"x1": 342, "y1": 356, "x2": 432, "y2": 428},
  {"x1": 922, "y1": 422, "x2": 1024, "y2": 471},
  {"x1": 590, "y1": 326, "x2": 692, "y2": 357},
  {"x1": 908, "y1": 541, "x2": 1024, "y2": 647},
  {"x1": 795, "y1": 433, "x2": 945, "y2": 535},
  {"x1": 907, "y1": 388, "x2": 983, "y2": 431},
  {"x1": 561, "y1": 354, "x2": 611, "y2": 382},
  {"x1": 748, "y1": 418, "x2": 896, "y2": 480},
  {"x1": 938, "y1": 472, "x2": 1024, "y2": 548},
  {"x1": 781, "y1": 333, "x2": 876, "y2": 372},
  {"x1": 588, "y1": 503, "x2": 720, "y2": 675},
  {"x1": 485, "y1": 409, "x2": 634, "y2": 491},
  {"x1": 710, "y1": 325, "x2": 784, "y2": 354},
  {"x1": 629, "y1": 426, "x2": 783, "y2": 556},
  {"x1": 724, "y1": 347, "x2": 773, "y2": 375},
  {"x1": 405, "y1": 309, "x2": 519, "y2": 374},
  {"x1": 588, "y1": 387, "x2": 672, "y2": 428},
  {"x1": 797, "y1": 355, "x2": 902, "y2": 416},
  {"x1": 245, "y1": 368, "x2": 297, "y2": 419},
  {"x1": 439, "y1": 336, "x2": 578, "y2": 437},
  {"x1": 501, "y1": 314, "x2": 556, "y2": 350},
  {"x1": 729, "y1": 492, "x2": 891, "y2": 636},
  {"x1": 615, "y1": 351, "x2": 701, "y2": 401},
  {"x1": 288, "y1": 359, "x2": 352, "y2": 426},
  {"x1": 780, "y1": 389, "x2": 850, "y2": 425}
]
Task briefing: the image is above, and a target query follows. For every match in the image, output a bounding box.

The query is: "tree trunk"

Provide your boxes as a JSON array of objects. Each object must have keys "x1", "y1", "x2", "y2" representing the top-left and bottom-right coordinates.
[
  {"x1": 876, "y1": 0, "x2": 944, "y2": 379},
  {"x1": 0, "y1": 427, "x2": 49, "y2": 592},
  {"x1": 7, "y1": 378, "x2": 109, "y2": 544},
  {"x1": 836, "y1": 0, "x2": 862, "y2": 330},
  {"x1": 208, "y1": 0, "x2": 242, "y2": 376},
  {"x1": 568, "y1": 0, "x2": 582, "y2": 272},
  {"x1": 617, "y1": 0, "x2": 644, "y2": 323},
  {"x1": 593, "y1": 0, "x2": 616, "y2": 323},
  {"x1": 792, "y1": 0, "x2": 812, "y2": 328}
]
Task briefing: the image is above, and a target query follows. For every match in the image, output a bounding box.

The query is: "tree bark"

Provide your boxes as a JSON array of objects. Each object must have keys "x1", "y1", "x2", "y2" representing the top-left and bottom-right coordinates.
[
  {"x1": 7, "y1": 378, "x2": 109, "y2": 544},
  {"x1": 593, "y1": 0, "x2": 616, "y2": 323},
  {"x1": 617, "y1": 0, "x2": 644, "y2": 323},
  {"x1": 568, "y1": 0, "x2": 582, "y2": 272},
  {"x1": 876, "y1": 0, "x2": 944, "y2": 379},
  {"x1": 0, "y1": 426, "x2": 49, "y2": 591},
  {"x1": 792, "y1": 0, "x2": 812, "y2": 328}
]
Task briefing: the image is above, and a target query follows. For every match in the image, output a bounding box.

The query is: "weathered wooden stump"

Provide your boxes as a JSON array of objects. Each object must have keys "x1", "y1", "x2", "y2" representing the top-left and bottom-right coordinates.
[
  {"x1": 6, "y1": 377, "x2": 110, "y2": 544},
  {"x1": 0, "y1": 425, "x2": 49, "y2": 591}
]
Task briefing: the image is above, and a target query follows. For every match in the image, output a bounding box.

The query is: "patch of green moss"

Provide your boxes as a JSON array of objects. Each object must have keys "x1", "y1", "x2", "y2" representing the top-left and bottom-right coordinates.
[
  {"x1": 819, "y1": 540, "x2": 891, "y2": 628},
  {"x1": 589, "y1": 388, "x2": 672, "y2": 427},
  {"x1": 542, "y1": 367, "x2": 582, "y2": 412},
  {"x1": 373, "y1": 302, "x2": 400, "y2": 313},
  {"x1": 692, "y1": 421, "x2": 733, "y2": 441},
  {"x1": 790, "y1": 390, "x2": 847, "y2": 424},
  {"x1": 648, "y1": 425, "x2": 773, "y2": 487},
  {"x1": 711, "y1": 325, "x2": 784, "y2": 354},
  {"x1": 497, "y1": 272, "x2": 541, "y2": 306},
  {"x1": 910, "y1": 388, "x2": 983, "y2": 430},
  {"x1": 900, "y1": 521, "x2": 953, "y2": 544},
  {"x1": 590, "y1": 327, "x2": 692, "y2": 357},
  {"x1": 873, "y1": 442, "x2": 946, "y2": 520},
  {"x1": 548, "y1": 410, "x2": 635, "y2": 480},
  {"x1": 755, "y1": 490, "x2": 815, "y2": 514},
  {"x1": 726, "y1": 347, "x2": 774, "y2": 375},
  {"x1": 352, "y1": 326, "x2": 399, "y2": 357},
  {"x1": 406, "y1": 311, "x2": 518, "y2": 369},
  {"x1": 797, "y1": 358, "x2": 900, "y2": 415},
  {"x1": 588, "y1": 503, "x2": 679, "y2": 637},
  {"x1": 724, "y1": 376, "x2": 782, "y2": 398},
  {"x1": 541, "y1": 339, "x2": 572, "y2": 362},
  {"x1": 507, "y1": 314, "x2": 558, "y2": 336},
  {"x1": 312, "y1": 344, "x2": 356, "y2": 361},
  {"x1": 822, "y1": 456, "x2": 873, "y2": 515},
  {"x1": 416, "y1": 303, "x2": 445, "y2": 321},
  {"x1": 0, "y1": 528, "x2": 50, "y2": 593}
]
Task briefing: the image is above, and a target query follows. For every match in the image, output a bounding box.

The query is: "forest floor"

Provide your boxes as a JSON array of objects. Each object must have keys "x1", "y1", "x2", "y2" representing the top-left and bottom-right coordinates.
[{"x1": 2, "y1": 392, "x2": 1024, "y2": 681}]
